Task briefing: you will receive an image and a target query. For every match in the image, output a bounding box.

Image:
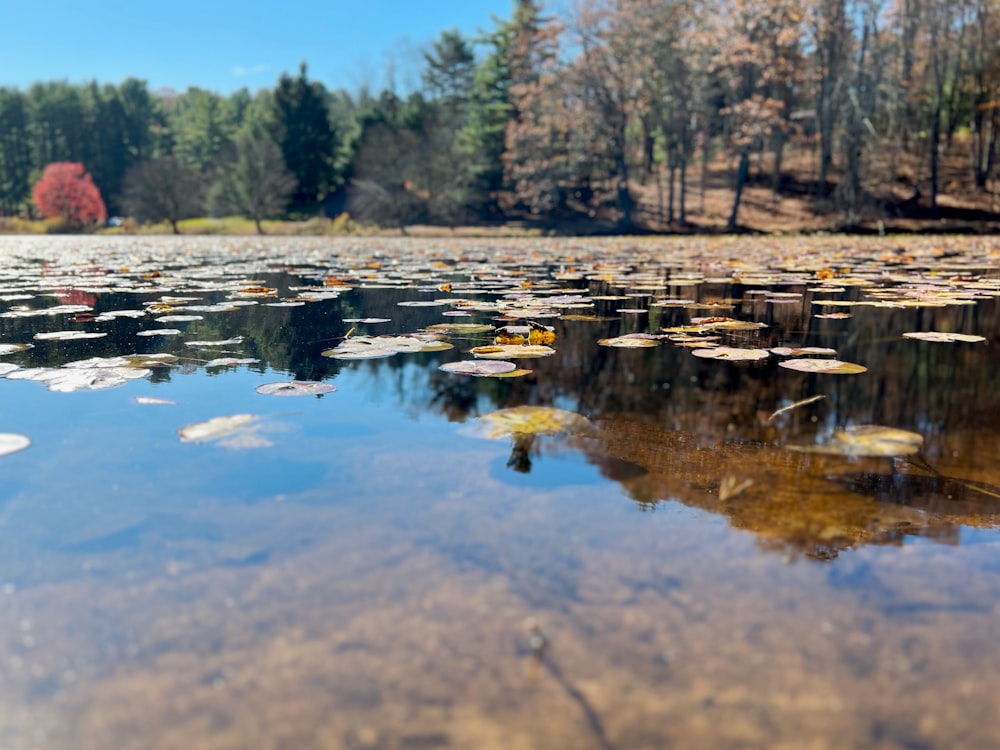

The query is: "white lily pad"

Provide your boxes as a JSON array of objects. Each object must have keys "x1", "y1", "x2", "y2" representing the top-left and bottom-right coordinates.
[
  {"x1": 186, "y1": 336, "x2": 245, "y2": 346},
  {"x1": 0, "y1": 343, "x2": 33, "y2": 356},
  {"x1": 33, "y1": 331, "x2": 108, "y2": 341},
  {"x1": 155, "y1": 315, "x2": 203, "y2": 322},
  {"x1": 692, "y1": 347, "x2": 770, "y2": 361},
  {"x1": 779, "y1": 359, "x2": 867, "y2": 374},
  {"x1": 205, "y1": 357, "x2": 260, "y2": 367},
  {"x1": 133, "y1": 396, "x2": 177, "y2": 405},
  {"x1": 439, "y1": 360, "x2": 517, "y2": 376},
  {"x1": 770, "y1": 347, "x2": 838, "y2": 356},
  {"x1": 136, "y1": 328, "x2": 182, "y2": 337},
  {"x1": 255, "y1": 381, "x2": 337, "y2": 396},
  {"x1": 902, "y1": 331, "x2": 986, "y2": 343}
]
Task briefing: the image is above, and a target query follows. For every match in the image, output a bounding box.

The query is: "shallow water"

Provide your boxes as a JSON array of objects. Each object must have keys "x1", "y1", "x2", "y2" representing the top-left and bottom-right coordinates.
[{"x1": 2, "y1": 234, "x2": 1000, "y2": 749}]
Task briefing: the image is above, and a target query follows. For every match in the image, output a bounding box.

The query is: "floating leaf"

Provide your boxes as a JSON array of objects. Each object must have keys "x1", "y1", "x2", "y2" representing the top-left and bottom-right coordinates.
[
  {"x1": 770, "y1": 347, "x2": 838, "y2": 356},
  {"x1": 471, "y1": 344, "x2": 555, "y2": 359},
  {"x1": 425, "y1": 322, "x2": 495, "y2": 334},
  {"x1": 234, "y1": 286, "x2": 278, "y2": 297},
  {"x1": 136, "y1": 329, "x2": 182, "y2": 337},
  {"x1": 692, "y1": 347, "x2": 770, "y2": 361},
  {"x1": 787, "y1": 425, "x2": 923, "y2": 457},
  {"x1": 439, "y1": 360, "x2": 517, "y2": 376},
  {"x1": 473, "y1": 406, "x2": 591, "y2": 440},
  {"x1": 598, "y1": 336, "x2": 659, "y2": 348},
  {"x1": 205, "y1": 357, "x2": 260, "y2": 367},
  {"x1": 0, "y1": 433, "x2": 30, "y2": 457},
  {"x1": 255, "y1": 381, "x2": 337, "y2": 396},
  {"x1": 322, "y1": 342, "x2": 397, "y2": 360},
  {"x1": 33, "y1": 331, "x2": 107, "y2": 341},
  {"x1": 485, "y1": 368, "x2": 533, "y2": 378},
  {"x1": 133, "y1": 396, "x2": 176, "y2": 405},
  {"x1": 902, "y1": 331, "x2": 986, "y2": 343},
  {"x1": 186, "y1": 336, "x2": 245, "y2": 346},
  {"x1": 0, "y1": 343, "x2": 33, "y2": 356},
  {"x1": 155, "y1": 315, "x2": 203, "y2": 322},
  {"x1": 779, "y1": 359, "x2": 867, "y2": 374}
]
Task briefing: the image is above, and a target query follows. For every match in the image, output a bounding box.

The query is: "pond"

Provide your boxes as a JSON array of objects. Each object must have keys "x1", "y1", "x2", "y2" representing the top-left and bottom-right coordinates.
[{"x1": 1, "y1": 234, "x2": 1000, "y2": 749}]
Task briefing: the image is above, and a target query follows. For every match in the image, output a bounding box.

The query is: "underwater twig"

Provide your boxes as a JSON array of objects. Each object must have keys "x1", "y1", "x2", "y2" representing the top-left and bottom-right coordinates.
[
  {"x1": 768, "y1": 394, "x2": 826, "y2": 422},
  {"x1": 525, "y1": 618, "x2": 614, "y2": 750}
]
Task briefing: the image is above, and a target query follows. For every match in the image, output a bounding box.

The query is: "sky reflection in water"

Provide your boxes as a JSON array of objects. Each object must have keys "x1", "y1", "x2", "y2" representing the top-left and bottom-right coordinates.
[{"x1": 2, "y1": 235, "x2": 1000, "y2": 749}]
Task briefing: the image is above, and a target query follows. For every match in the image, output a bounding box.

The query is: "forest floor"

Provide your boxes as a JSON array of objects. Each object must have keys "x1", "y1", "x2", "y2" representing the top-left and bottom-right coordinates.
[{"x1": 491, "y1": 135, "x2": 1000, "y2": 237}]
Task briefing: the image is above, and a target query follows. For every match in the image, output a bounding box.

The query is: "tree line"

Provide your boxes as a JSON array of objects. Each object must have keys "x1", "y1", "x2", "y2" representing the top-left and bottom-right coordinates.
[{"x1": 1, "y1": 0, "x2": 999, "y2": 232}]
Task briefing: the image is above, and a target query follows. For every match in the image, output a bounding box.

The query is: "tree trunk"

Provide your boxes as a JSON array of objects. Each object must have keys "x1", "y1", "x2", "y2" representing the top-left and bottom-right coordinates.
[
  {"x1": 668, "y1": 162, "x2": 676, "y2": 225},
  {"x1": 169, "y1": 218, "x2": 179, "y2": 235},
  {"x1": 254, "y1": 217, "x2": 265, "y2": 234},
  {"x1": 929, "y1": 112, "x2": 941, "y2": 216},
  {"x1": 728, "y1": 149, "x2": 750, "y2": 230},
  {"x1": 679, "y1": 149, "x2": 687, "y2": 226}
]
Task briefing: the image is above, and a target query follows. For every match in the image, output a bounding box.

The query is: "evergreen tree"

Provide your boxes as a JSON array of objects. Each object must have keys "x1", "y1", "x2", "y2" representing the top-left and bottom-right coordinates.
[
  {"x1": 0, "y1": 88, "x2": 32, "y2": 215},
  {"x1": 457, "y1": 21, "x2": 516, "y2": 214},
  {"x1": 270, "y1": 62, "x2": 339, "y2": 211}
]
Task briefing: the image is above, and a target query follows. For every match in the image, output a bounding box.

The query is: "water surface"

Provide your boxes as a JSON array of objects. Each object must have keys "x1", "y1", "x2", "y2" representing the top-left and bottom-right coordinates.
[{"x1": 2, "y1": 235, "x2": 1000, "y2": 749}]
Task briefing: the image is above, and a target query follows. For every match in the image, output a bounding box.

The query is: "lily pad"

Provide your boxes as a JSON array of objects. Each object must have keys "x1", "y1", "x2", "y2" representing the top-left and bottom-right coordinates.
[
  {"x1": 136, "y1": 329, "x2": 182, "y2": 337},
  {"x1": 425, "y1": 323, "x2": 495, "y2": 334},
  {"x1": 598, "y1": 336, "x2": 659, "y2": 348},
  {"x1": 779, "y1": 359, "x2": 867, "y2": 374},
  {"x1": 0, "y1": 433, "x2": 30, "y2": 457},
  {"x1": 439, "y1": 360, "x2": 517, "y2": 376},
  {"x1": 471, "y1": 344, "x2": 555, "y2": 359},
  {"x1": 155, "y1": 314, "x2": 203, "y2": 322},
  {"x1": 770, "y1": 347, "x2": 838, "y2": 356},
  {"x1": 133, "y1": 396, "x2": 176, "y2": 405},
  {"x1": 33, "y1": 331, "x2": 108, "y2": 341},
  {"x1": 206, "y1": 357, "x2": 260, "y2": 368},
  {"x1": 902, "y1": 331, "x2": 986, "y2": 343},
  {"x1": 186, "y1": 336, "x2": 245, "y2": 346},
  {"x1": 0, "y1": 343, "x2": 33, "y2": 356},
  {"x1": 692, "y1": 347, "x2": 770, "y2": 361},
  {"x1": 485, "y1": 368, "x2": 533, "y2": 378},
  {"x1": 255, "y1": 381, "x2": 337, "y2": 396}
]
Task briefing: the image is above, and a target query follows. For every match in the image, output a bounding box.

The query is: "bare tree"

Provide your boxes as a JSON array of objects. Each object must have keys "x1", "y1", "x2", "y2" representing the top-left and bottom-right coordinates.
[
  {"x1": 122, "y1": 156, "x2": 204, "y2": 233},
  {"x1": 209, "y1": 128, "x2": 296, "y2": 234}
]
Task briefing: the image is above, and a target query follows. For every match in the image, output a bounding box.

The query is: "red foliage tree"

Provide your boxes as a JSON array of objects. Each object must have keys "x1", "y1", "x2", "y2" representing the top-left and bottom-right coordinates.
[{"x1": 32, "y1": 162, "x2": 107, "y2": 225}]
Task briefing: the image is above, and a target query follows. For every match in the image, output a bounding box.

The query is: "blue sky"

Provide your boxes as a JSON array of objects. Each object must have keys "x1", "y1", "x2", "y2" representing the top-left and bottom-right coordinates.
[{"x1": 0, "y1": 0, "x2": 516, "y2": 94}]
